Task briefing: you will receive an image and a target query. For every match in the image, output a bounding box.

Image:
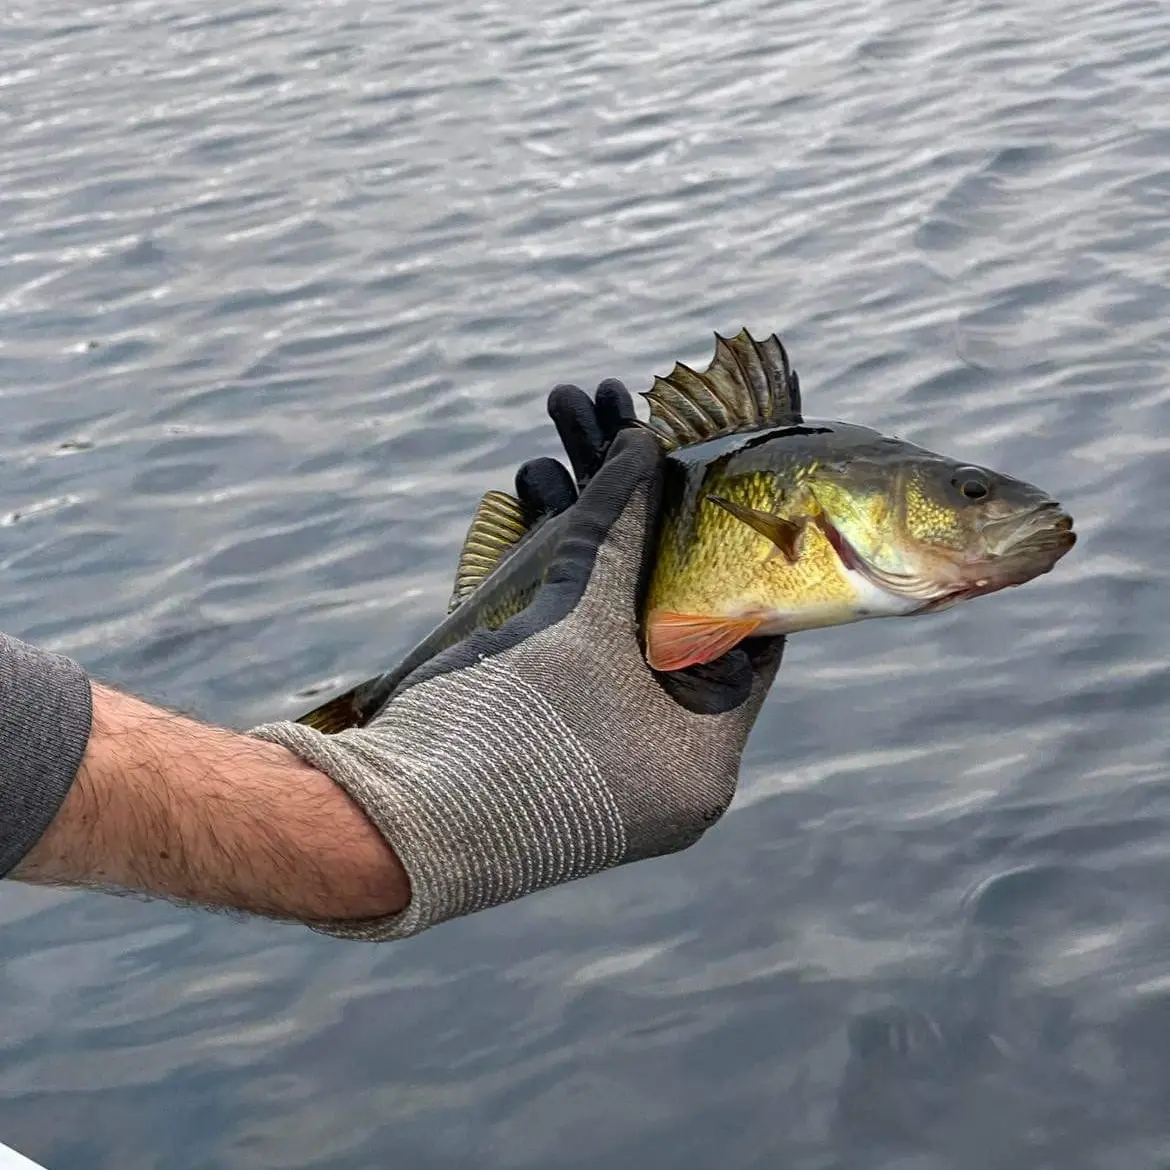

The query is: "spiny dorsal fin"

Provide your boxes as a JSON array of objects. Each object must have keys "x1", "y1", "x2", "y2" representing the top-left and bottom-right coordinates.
[
  {"x1": 642, "y1": 328, "x2": 802, "y2": 452},
  {"x1": 448, "y1": 489, "x2": 535, "y2": 611}
]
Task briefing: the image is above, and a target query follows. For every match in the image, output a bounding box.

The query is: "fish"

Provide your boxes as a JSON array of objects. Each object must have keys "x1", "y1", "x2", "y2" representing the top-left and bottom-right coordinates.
[{"x1": 295, "y1": 329, "x2": 1075, "y2": 733}]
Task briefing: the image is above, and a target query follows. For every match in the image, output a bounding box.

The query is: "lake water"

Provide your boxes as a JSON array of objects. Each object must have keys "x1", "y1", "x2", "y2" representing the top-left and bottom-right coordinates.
[{"x1": 2, "y1": 0, "x2": 1169, "y2": 1166}]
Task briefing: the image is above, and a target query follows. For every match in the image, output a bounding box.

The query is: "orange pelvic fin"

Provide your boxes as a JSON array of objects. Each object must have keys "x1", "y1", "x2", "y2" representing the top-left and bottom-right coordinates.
[{"x1": 645, "y1": 611, "x2": 764, "y2": 672}]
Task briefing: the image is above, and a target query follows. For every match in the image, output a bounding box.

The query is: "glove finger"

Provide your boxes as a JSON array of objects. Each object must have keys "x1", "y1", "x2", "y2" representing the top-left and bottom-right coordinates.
[
  {"x1": 548, "y1": 383, "x2": 609, "y2": 489},
  {"x1": 515, "y1": 456, "x2": 578, "y2": 517},
  {"x1": 594, "y1": 378, "x2": 638, "y2": 445},
  {"x1": 655, "y1": 649, "x2": 754, "y2": 714},
  {"x1": 741, "y1": 634, "x2": 787, "y2": 719},
  {"x1": 653, "y1": 634, "x2": 786, "y2": 715},
  {"x1": 745, "y1": 633, "x2": 787, "y2": 681},
  {"x1": 539, "y1": 427, "x2": 664, "y2": 610}
]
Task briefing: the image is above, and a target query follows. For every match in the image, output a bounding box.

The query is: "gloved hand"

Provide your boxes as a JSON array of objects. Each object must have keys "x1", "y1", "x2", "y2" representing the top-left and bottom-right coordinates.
[{"x1": 250, "y1": 391, "x2": 785, "y2": 941}]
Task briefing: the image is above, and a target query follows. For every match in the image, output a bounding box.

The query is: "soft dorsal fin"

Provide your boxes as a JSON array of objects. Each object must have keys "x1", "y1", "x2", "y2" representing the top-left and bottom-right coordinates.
[
  {"x1": 642, "y1": 328, "x2": 802, "y2": 452},
  {"x1": 448, "y1": 490, "x2": 535, "y2": 611}
]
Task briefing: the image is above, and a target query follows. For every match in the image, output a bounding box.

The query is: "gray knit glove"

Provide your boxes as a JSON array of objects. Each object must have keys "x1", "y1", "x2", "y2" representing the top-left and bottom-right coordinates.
[{"x1": 249, "y1": 426, "x2": 785, "y2": 940}]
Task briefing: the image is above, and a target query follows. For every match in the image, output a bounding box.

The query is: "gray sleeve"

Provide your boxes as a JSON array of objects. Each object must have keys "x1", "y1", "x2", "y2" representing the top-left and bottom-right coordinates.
[{"x1": 0, "y1": 633, "x2": 93, "y2": 877}]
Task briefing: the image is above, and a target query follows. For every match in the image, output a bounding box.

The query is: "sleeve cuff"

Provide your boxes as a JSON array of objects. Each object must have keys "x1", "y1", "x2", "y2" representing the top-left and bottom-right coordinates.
[{"x1": 0, "y1": 633, "x2": 93, "y2": 877}]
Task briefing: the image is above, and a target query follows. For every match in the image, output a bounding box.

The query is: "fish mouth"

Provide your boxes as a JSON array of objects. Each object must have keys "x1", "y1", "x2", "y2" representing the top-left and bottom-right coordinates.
[
  {"x1": 916, "y1": 503, "x2": 1076, "y2": 613},
  {"x1": 981, "y1": 501, "x2": 1075, "y2": 556},
  {"x1": 819, "y1": 503, "x2": 1076, "y2": 614}
]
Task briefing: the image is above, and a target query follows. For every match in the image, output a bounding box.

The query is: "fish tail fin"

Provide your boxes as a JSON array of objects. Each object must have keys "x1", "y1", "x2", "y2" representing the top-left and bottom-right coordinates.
[{"x1": 295, "y1": 683, "x2": 371, "y2": 734}]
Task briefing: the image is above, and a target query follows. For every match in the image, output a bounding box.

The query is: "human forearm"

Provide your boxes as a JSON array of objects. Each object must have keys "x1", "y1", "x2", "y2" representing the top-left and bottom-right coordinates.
[
  {"x1": 0, "y1": 383, "x2": 780, "y2": 942},
  {"x1": 12, "y1": 682, "x2": 410, "y2": 922}
]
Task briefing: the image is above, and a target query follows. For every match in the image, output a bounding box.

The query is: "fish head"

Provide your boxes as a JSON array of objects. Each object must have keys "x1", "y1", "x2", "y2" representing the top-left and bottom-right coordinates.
[{"x1": 810, "y1": 448, "x2": 1077, "y2": 613}]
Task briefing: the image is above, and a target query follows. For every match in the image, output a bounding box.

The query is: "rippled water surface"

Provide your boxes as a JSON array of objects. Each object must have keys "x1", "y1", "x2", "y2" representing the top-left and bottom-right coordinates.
[{"x1": 2, "y1": 0, "x2": 1169, "y2": 1166}]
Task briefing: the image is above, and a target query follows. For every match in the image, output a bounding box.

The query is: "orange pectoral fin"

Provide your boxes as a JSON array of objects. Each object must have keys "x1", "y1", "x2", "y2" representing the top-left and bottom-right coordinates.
[{"x1": 645, "y1": 611, "x2": 764, "y2": 672}]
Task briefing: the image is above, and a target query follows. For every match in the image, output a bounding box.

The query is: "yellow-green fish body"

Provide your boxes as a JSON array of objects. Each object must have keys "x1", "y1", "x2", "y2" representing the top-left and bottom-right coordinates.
[{"x1": 641, "y1": 414, "x2": 1073, "y2": 670}]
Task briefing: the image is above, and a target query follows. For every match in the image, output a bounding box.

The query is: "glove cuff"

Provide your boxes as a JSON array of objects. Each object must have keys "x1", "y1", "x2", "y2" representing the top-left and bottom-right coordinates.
[{"x1": 249, "y1": 658, "x2": 628, "y2": 940}]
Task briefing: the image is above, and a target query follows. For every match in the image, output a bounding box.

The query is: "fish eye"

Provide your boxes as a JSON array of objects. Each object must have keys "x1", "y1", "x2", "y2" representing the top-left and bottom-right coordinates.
[{"x1": 952, "y1": 468, "x2": 991, "y2": 502}]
